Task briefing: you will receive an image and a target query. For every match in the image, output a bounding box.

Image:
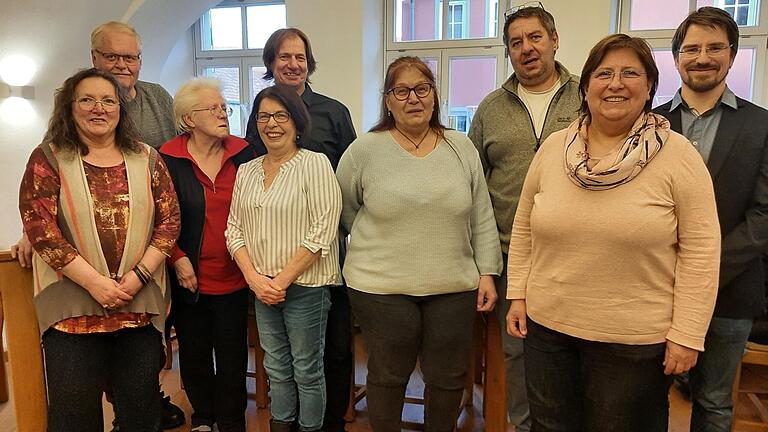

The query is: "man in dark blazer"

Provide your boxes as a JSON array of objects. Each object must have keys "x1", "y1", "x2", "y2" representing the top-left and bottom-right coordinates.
[{"x1": 654, "y1": 7, "x2": 768, "y2": 432}]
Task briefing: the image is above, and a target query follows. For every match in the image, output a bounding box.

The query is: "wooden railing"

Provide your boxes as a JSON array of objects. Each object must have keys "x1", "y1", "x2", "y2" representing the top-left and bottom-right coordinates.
[{"x1": 0, "y1": 251, "x2": 46, "y2": 431}]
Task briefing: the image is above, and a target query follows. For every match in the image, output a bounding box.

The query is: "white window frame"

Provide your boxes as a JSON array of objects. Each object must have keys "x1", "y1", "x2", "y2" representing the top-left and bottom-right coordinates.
[
  {"x1": 386, "y1": 0, "x2": 508, "y2": 50},
  {"x1": 618, "y1": 0, "x2": 768, "y2": 105},
  {"x1": 447, "y1": 0, "x2": 469, "y2": 39},
  {"x1": 193, "y1": 0, "x2": 285, "y2": 135}
]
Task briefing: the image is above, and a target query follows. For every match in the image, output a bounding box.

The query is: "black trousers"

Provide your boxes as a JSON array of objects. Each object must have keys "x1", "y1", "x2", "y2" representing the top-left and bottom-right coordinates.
[
  {"x1": 524, "y1": 319, "x2": 672, "y2": 432},
  {"x1": 43, "y1": 325, "x2": 162, "y2": 432},
  {"x1": 174, "y1": 288, "x2": 248, "y2": 431}
]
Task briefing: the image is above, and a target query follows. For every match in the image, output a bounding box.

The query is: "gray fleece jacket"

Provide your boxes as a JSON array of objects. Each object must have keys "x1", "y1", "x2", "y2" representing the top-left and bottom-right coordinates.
[{"x1": 468, "y1": 62, "x2": 581, "y2": 253}]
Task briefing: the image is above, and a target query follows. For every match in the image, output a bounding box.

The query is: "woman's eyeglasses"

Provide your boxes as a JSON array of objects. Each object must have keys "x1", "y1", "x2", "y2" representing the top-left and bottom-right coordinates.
[
  {"x1": 387, "y1": 83, "x2": 433, "y2": 101},
  {"x1": 73, "y1": 97, "x2": 120, "y2": 112},
  {"x1": 256, "y1": 111, "x2": 291, "y2": 123},
  {"x1": 191, "y1": 104, "x2": 233, "y2": 117}
]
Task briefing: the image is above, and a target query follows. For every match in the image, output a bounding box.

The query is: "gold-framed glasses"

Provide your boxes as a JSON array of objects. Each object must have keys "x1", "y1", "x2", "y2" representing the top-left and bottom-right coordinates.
[
  {"x1": 592, "y1": 69, "x2": 646, "y2": 82},
  {"x1": 387, "y1": 83, "x2": 433, "y2": 101},
  {"x1": 677, "y1": 44, "x2": 733, "y2": 59},
  {"x1": 92, "y1": 49, "x2": 141, "y2": 65},
  {"x1": 191, "y1": 104, "x2": 233, "y2": 117},
  {"x1": 504, "y1": 1, "x2": 544, "y2": 18},
  {"x1": 73, "y1": 96, "x2": 120, "y2": 112},
  {"x1": 256, "y1": 111, "x2": 291, "y2": 123}
]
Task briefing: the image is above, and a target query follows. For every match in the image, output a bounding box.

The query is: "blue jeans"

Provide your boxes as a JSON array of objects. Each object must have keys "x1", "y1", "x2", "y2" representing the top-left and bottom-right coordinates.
[
  {"x1": 254, "y1": 284, "x2": 331, "y2": 431},
  {"x1": 524, "y1": 319, "x2": 672, "y2": 432},
  {"x1": 689, "y1": 316, "x2": 753, "y2": 432}
]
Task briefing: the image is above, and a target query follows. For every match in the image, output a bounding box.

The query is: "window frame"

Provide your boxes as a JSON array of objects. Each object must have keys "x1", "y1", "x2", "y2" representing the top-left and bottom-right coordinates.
[
  {"x1": 194, "y1": 0, "x2": 286, "y2": 59},
  {"x1": 618, "y1": 0, "x2": 768, "y2": 105},
  {"x1": 386, "y1": 0, "x2": 508, "y2": 50}
]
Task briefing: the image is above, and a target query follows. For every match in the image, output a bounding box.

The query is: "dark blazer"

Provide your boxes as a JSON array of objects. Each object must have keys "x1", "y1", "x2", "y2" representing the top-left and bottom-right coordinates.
[{"x1": 654, "y1": 96, "x2": 768, "y2": 319}]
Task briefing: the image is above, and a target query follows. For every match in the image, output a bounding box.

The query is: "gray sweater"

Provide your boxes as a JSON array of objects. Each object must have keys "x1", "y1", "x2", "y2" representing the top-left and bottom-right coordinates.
[
  {"x1": 127, "y1": 80, "x2": 176, "y2": 148},
  {"x1": 336, "y1": 129, "x2": 502, "y2": 296},
  {"x1": 468, "y1": 63, "x2": 581, "y2": 253}
]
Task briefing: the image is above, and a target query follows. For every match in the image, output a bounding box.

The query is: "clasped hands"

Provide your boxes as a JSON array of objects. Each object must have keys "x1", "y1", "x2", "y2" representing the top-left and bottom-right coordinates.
[
  {"x1": 91, "y1": 270, "x2": 144, "y2": 310},
  {"x1": 246, "y1": 271, "x2": 287, "y2": 305}
]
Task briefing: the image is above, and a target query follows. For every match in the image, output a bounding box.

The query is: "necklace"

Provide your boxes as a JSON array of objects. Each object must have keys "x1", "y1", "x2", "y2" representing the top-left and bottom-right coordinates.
[
  {"x1": 395, "y1": 126, "x2": 430, "y2": 151},
  {"x1": 263, "y1": 149, "x2": 298, "y2": 182}
]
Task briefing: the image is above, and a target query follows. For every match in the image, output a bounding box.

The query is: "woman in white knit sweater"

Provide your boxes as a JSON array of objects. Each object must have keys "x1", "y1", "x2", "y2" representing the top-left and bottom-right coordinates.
[{"x1": 336, "y1": 56, "x2": 502, "y2": 432}]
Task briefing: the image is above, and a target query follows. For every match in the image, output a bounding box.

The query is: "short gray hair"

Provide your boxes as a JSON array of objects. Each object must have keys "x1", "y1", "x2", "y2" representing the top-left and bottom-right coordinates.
[
  {"x1": 173, "y1": 77, "x2": 222, "y2": 133},
  {"x1": 91, "y1": 21, "x2": 142, "y2": 51}
]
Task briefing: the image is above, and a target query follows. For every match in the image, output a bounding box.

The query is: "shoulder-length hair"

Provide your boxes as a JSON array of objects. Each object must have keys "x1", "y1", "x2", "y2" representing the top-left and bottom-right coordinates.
[
  {"x1": 579, "y1": 34, "x2": 659, "y2": 117},
  {"x1": 369, "y1": 56, "x2": 447, "y2": 141},
  {"x1": 250, "y1": 84, "x2": 312, "y2": 147},
  {"x1": 262, "y1": 28, "x2": 316, "y2": 82},
  {"x1": 43, "y1": 68, "x2": 142, "y2": 155}
]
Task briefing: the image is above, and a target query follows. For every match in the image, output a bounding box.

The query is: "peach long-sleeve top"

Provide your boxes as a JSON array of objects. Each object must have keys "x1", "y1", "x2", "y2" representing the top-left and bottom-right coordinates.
[{"x1": 506, "y1": 128, "x2": 721, "y2": 351}]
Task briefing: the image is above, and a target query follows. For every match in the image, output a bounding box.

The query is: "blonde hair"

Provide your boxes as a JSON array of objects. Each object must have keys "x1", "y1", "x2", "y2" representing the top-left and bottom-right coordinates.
[
  {"x1": 91, "y1": 21, "x2": 142, "y2": 50},
  {"x1": 173, "y1": 77, "x2": 223, "y2": 133}
]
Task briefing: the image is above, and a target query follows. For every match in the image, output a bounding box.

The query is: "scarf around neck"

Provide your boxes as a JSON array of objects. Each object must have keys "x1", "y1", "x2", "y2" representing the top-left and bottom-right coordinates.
[{"x1": 564, "y1": 112, "x2": 670, "y2": 190}]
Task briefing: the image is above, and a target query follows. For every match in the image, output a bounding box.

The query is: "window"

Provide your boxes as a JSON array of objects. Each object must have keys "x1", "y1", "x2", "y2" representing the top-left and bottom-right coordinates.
[
  {"x1": 619, "y1": 0, "x2": 767, "y2": 104},
  {"x1": 194, "y1": 0, "x2": 286, "y2": 136},
  {"x1": 387, "y1": 0, "x2": 508, "y2": 134}
]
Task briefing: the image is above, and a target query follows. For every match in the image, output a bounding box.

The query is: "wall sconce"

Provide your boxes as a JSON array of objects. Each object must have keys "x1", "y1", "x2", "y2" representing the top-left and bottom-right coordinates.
[
  {"x1": 0, "y1": 82, "x2": 34, "y2": 99},
  {"x1": 0, "y1": 54, "x2": 36, "y2": 100}
]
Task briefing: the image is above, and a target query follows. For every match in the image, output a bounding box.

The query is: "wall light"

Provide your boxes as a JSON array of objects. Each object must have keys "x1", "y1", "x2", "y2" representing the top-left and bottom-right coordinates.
[{"x1": 0, "y1": 54, "x2": 37, "y2": 100}]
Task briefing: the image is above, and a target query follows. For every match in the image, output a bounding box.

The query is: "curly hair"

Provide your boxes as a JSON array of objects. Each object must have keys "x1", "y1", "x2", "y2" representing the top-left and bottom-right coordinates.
[{"x1": 43, "y1": 68, "x2": 142, "y2": 155}]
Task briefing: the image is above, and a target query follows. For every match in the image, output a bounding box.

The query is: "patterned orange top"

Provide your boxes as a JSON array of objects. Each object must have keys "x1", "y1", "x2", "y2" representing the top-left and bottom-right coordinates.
[{"x1": 19, "y1": 146, "x2": 180, "y2": 333}]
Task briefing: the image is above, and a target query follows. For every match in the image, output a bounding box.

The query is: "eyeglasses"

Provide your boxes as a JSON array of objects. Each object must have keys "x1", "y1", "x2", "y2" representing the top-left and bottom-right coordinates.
[
  {"x1": 93, "y1": 49, "x2": 141, "y2": 65},
  {"x1": 387, "y1": 83, "x2": 433, "y2": 101},
  {"x1": 191, "y1": 104, "x2": 233, "y2": 117},
  {"x1": 592, "y1": 69, "x2": 646, "y2": 82},
  {"x1": 256, "y1": 111, "x2": 291, "y2": 123},
  {"x1": 504, "y1": 1, "x2": 545, "y2": 18},
  {"x1": 677, "y1": 44, "x2": 733, "y2": 59},
  {"x1": 73, "y1": 96, "x2": 120, "y2": 112}
]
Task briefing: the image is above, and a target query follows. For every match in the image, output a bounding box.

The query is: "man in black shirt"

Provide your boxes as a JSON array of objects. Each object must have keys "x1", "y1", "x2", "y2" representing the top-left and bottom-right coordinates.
[{"x1": 244, "y1": 27, "x2": 356, "y2": 432}]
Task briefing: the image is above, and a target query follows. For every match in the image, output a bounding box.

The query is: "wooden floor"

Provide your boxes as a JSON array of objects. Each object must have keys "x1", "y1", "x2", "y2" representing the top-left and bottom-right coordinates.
[{"x1": 1, "y1": 339, "x2": 766, "y2": 432}]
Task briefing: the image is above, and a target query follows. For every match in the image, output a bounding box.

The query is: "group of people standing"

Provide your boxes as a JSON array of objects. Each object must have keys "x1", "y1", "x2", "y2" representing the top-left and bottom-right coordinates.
[{"x1": 12, "y1": 4, "x2": 768, "y2": 432}]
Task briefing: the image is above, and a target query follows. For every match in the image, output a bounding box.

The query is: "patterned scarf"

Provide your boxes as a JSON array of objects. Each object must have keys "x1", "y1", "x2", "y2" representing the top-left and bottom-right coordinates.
[{"x1": 564, "y1": 112, "x2": 670, "y2": 190}]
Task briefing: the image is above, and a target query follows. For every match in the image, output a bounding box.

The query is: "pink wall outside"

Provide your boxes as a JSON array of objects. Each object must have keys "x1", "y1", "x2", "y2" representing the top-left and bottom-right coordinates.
[
  {"x1": 415, "y1": 0, "x2": 436, "y2": 40},
  {"x1": 399, "y1": 0, "x2": 491, "y2": 40},
  {"x1": 449, "y1": 56, "x2": 496, "y2": 107},
  {"x1": 631, "y1": 0, "x2": 689, "y2": 30},
  {"x1": 469, "y1": 0, "x2": 488, "y2": 38}
]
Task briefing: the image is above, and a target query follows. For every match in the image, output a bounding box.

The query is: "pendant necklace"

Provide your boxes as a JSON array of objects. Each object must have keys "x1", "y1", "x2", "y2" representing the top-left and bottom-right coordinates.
[{"x1": 395, "y1": 126, "x2": 430, "y2": 152}]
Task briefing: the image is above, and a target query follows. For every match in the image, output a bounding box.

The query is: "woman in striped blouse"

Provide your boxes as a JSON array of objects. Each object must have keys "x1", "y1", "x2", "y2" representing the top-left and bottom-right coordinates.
[{"x1": 225, "y1": 84, "x2": 342, "y2": 432}]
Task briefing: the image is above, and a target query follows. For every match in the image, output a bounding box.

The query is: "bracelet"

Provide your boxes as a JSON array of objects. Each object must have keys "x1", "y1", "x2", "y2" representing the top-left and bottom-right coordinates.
[
  {"x1": 132, "y1": 263, "x2": 152, "y2": 285},
  {"x1": 137, "y1": 262, "x2": 156, "y2": 284},
  {"x1": 132, "y1": 267, "x2": 149, "y2": 285}
]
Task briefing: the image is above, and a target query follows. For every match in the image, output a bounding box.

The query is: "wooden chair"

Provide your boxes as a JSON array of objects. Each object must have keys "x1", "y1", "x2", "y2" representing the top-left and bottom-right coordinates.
[
  {"x1": 246, "y1": 291, "x2": 270, "y2": 408},
  {"x1": 731, "y1": 341, "x2": 768, "y2": 431},
  {"x1": 0, "y1": 251, "x2": 47, "y2": 431}
]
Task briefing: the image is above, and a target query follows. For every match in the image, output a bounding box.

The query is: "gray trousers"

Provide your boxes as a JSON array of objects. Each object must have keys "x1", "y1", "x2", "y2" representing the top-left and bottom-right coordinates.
[{"x1": 496, "y1": 253, "x2": 532, "y2": 431}]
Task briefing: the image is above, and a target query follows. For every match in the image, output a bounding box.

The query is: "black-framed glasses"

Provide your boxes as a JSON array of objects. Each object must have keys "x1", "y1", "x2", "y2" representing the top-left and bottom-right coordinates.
[
  {"x1": 73, "y1": 96, "x2": 120, "y2": 112},
  {"x1": 256, "y1": 111, "x2": 291, "y2": 123},
  {"x1": 504, "y1": 1, "x2": 545, "y2": 18},
  {"x1": 92, "y1": 49, "x2": 141, "y2": 65},
  {"x1": 592, "y1": 69, "x2": 646, "y2": 82},
  {"x1": 677, "y1": 44, "x2": 733, "y2": 59},
  {"x1": 191, "y1": 104, "x2": 233, "y2": 117},
  {"x1": 386, "y1": 83, "x2": 433, "y2": 101}
]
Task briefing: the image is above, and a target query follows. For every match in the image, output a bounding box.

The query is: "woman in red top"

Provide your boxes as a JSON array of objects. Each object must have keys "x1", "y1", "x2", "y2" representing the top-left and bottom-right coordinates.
[
  {"x1": 159, "y1": 77, "x2": 254, "y2": 432},
  {"x1": 19, "y1": 68, "x2": 180, "y2": 431}
]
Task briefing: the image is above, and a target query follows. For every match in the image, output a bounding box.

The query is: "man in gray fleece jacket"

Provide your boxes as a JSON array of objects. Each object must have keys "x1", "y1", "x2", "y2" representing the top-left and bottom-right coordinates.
[{"x1": 468, "y1": 4, "x2": 581, "y2": 431}]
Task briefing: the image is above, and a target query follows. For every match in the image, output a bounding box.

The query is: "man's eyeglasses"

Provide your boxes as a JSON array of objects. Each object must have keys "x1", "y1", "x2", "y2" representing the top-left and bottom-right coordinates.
[
  {"x1": 677, "y1": 44, "x2": 733, "y2": 59},
  {"x1": 504, "y1": 1, "x2": 545, "y2": 18},
  {"x1": 191, "y1": 104, "x2": 233, "y2": 117},
  {"x1": 386, "y1": 83, "x2": 433, "y2": 101},
  {"x1": 93, "y1": 49, "x2": 141, "y2": 65},
  {"x1": 592, "y1": 69, "x2": 646, "y2": 82},
  {"x1": 73, "y1": 97, "x2": 120, "y2": 112},
  {"x1": 256, "y1": 111, "x2": 291, "y2": 123}
]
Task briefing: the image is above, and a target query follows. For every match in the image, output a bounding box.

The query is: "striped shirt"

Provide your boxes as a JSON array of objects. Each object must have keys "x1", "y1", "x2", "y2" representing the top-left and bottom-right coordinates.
[{"x1": 225, "y1": 149, "x2": 342, "y2": 287}]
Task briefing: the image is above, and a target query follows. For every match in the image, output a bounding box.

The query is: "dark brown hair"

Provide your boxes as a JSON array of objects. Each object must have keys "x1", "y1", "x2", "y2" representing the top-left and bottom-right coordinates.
[
  {"x1": 262, "y1": 28, "x2": 317, "y2": 82},
  {"x1": 250, "y1": 84, "x2": 312, "y2": 147},
  {"x1": 579, "y1": 34, "x2": 659, "y2": 116},
  {"x1": 671, "y1": 7, "x2": 739, "y2": 60},
  {"x1": 369, "y1": 56, "x2": 447, "y2": 140},
  {"x1": 503, "y1": 5, "x2": 557, "y2": 45},
  {"x1": 44, "y1": 68, "x2": 141, "y2": 155}
]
